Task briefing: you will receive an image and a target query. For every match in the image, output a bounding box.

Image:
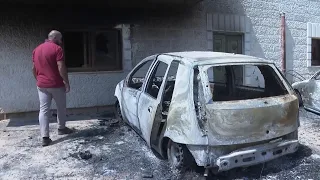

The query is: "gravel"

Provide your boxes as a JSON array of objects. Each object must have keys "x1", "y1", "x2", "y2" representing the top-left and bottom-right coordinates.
[{"x1": 0, "y1": 109, "x2": 319, "y2": 180}]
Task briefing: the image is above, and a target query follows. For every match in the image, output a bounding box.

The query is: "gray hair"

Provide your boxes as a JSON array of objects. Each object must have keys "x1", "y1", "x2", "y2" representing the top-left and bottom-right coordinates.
[{"x1": 48, "y1": 30, "x2": 62, "y2": 40}]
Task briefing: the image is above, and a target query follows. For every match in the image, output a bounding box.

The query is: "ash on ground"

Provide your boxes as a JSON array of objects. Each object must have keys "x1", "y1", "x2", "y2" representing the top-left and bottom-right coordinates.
[{"x1": 0, "y1": 109, "x2": 319, "y2": 180}]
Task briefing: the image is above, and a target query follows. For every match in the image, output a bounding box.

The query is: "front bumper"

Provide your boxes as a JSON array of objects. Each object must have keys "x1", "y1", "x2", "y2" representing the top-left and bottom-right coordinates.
[{"x1": 216, "y1": 140, "x2": 299, "y2": 172}]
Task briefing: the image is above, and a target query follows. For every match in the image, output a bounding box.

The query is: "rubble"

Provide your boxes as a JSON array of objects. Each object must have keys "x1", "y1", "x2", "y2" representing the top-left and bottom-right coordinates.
[
  {"x1": 142, "y1": 171, "x2": 154, "y2": 178},
  {"x1": 79, "y1": 151, "x2": 92, "y2": 160}
]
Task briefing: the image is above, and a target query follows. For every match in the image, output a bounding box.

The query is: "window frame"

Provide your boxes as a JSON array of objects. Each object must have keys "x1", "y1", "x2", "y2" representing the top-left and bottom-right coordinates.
[
  {"x1": 311, "y1": 38, "x2": 320, "y2": 67},
  {"x1": 61, "y1": 28, "x2": 123, "y2": 73},
  {"x1": 126, "y1": 59, "x2": 155, "y2": 90},
  {"x1": 201, "y1": 63, "x2": 290, "y2": 102},
  {"x1": 144, "y1": 60, "x2": 170, "y2": 100}
]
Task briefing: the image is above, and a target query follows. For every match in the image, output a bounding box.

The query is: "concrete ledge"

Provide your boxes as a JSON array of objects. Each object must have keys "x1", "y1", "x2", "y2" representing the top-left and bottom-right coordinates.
[{"x1": 0, "y1": 105, "x2": 115, "y2": 121}]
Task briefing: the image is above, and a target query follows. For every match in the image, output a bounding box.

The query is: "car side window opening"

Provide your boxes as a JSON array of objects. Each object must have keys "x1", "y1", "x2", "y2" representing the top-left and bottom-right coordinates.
[
  {"x1": 128, "y1": 60, "x2": 153, "y2": 90},
  {"x1": 161, "y1": 61, "x2": 179, "y2": 118},
  {"x1": 145, "y1": 61, "x2": 169, "y2": 99},
  {"x1": 207, "y1": 64, "x2": 288, "y2": 101}
]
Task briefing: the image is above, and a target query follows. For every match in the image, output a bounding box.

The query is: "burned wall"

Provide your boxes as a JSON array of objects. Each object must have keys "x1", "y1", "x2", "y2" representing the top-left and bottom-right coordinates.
[
  {"x1": 0, "y1": 5, "x2": 133, "y2": 113},
  {"x1": 1, "y1": 0, "x2": 320, "y2": 113}
]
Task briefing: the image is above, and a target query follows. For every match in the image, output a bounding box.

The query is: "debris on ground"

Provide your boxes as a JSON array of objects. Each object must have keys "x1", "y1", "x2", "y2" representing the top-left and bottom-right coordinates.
[
  {"x1": 99, "y1": 119, "x2": 119, "y2": 126},
  {"x1": 79, "y1": 150, "x2": 92, "y2": 160},
  {"x1": 0, "y1": 109, "x2": 319, "y2": 179},
  {"x1": 142, "y1": 171, "x2": 154, "y2": 178}
]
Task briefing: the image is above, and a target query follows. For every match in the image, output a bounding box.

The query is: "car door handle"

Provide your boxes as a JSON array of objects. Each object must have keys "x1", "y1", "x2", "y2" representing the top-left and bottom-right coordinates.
[{"x1": 148, "y1": 106, "x2": 152, "y2": 112}]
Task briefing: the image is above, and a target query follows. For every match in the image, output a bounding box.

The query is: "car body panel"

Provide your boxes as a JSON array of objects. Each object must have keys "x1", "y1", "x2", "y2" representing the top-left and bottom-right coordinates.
[
  {"x1": 163, "y1": 62, "x2": 298, "y2": 146},
  {"x1": 292, "y1": 70, "x2": 320, "y2": 113},
  {"x1": 137, "y1": 55, "x2": 172, "y2": 146},
  {"x1": 163, "y1": 60, "x2": 208, "y2": 145},
  {"x1": 205, "y1": 94, "x2": 299, "y2": 145},
  {"x1": 116, "y1": 55, "x2": 157, "y2": 132},
  {"x1": 114, "y1": 51, "x2": 299, "y2": 170}
]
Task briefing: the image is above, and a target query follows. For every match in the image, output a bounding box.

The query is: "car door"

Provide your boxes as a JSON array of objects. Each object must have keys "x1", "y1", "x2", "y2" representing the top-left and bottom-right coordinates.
[
  {"x1": 137, "y1": 56, "x2": 171, "y2": 146},
  {"x1": 121, "y1": 57, "x2": 155, "y2": 131},
  {"x1": 305, "y1": 72, "x2": 320, "y2": 111}
]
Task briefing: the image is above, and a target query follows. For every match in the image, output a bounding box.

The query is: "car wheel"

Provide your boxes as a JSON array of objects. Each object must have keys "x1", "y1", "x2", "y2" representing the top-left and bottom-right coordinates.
[
  {"x1": 294, "y1": 90, "x2": 303, "y2": 107},
  {"x1": 167, "y1": 139, "x2": 195, "y2": 171},
  {"x1": 115, "y1": 101, "x2": 123, "y2": 121}
]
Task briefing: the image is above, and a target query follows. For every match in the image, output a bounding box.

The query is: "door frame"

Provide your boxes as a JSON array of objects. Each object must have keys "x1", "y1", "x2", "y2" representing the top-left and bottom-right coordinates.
[
  {"x1": 121, "y1": 56, "x2": 157, "y2": 132},
  {"x1": 137, "y1": 55, "x2": 174, "y2": 147},
  {"x1": 212, "y1": 32, "x2": 245, "y2": 53},
  {"x1": 213, "y1": 32, "x2": 245, "y2": 85}
]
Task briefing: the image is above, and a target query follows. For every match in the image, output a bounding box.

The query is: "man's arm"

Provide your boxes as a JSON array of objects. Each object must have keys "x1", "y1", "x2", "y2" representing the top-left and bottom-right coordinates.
[
  {"x1": 57, "y1": 61, "x2": 69, "y2": 84},
  {"x1": 56, "y1": 47, "x2": 70, "y2": 92},
  {"x1": 57, "y1": 60, "x2": 70, "y2": 93}
]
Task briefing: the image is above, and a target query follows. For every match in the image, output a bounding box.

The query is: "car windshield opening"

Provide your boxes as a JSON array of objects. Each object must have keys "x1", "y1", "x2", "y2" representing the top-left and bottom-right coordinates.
[{"x1": 205, "y1": 64, "x2": 288, "y2": 101}]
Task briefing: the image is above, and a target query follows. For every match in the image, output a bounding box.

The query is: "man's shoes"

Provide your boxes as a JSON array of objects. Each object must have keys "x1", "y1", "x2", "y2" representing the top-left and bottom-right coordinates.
[
  {"x1": 42, "y1": 137, "x2": 52, "y2": 147},
  {"x1": 58, "y1": 127, "x2": 74, "y2": 135}
]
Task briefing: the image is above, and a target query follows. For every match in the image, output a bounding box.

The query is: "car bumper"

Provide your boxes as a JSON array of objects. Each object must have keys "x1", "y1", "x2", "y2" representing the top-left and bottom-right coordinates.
[{"x1": 216, "y1": 140, "x2": 299, "y2": 172}]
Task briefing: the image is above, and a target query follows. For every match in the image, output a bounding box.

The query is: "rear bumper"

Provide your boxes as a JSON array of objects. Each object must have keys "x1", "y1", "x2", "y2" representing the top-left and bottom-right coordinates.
[{"x1": 215, "y1": 140, "x2": 299, "y2": 172}]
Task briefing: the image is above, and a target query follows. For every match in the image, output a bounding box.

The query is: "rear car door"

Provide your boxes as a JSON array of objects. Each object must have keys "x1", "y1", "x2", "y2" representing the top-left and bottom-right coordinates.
[
  {"x1": 137, "y1": 55, "x2": 171, "y2": 146},
  {"x1": 122, "y1": 57, "x2": 155, "y2": 131}
]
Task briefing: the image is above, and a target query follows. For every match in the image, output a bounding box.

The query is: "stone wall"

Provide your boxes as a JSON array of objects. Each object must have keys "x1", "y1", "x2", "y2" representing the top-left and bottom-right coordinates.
[{"x1": 132, "y1": 0, "x2": 320, "y2": 82}]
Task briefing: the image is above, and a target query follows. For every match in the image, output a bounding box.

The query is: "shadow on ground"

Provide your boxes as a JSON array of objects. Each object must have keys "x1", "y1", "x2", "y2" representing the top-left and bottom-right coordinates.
[
  {"x1": 6, "y1": 111, "x2": 115, "y2": 127},
  {"x1": 51, "y1": 120, "x2": 121, "y2": 145}
]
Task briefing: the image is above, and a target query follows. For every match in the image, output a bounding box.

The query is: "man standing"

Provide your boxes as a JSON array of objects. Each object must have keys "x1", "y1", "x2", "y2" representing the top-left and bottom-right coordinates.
[{"x1": 33, "y1": 30, "x2": 73, "y2": 146}]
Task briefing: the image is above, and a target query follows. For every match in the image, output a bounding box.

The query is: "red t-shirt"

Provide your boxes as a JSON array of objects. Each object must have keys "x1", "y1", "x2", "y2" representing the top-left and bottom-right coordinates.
[{"x1": 32, "y1": 40, "x2": 65, "y2": 88}]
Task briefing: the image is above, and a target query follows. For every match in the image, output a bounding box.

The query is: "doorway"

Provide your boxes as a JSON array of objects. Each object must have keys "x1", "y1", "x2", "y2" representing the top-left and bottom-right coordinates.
[{"x1": 213, "y1": 33, "x2": 244, "y2": 84}]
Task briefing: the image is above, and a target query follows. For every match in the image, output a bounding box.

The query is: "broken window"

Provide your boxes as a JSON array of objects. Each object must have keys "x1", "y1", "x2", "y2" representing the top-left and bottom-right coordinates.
[
  {"x1": 145, "y1": 61, "x2": 168, "y2": 99},
  {"x1": 128, "y1": 60, "x2": 153, "y2": 90},
  {"x1": 207, "y1": 66, "x2": 230, "y2": 101},
  {"x1": 312, "y1": 38, "x2": 320, "y2": 66},
  {"x1": 206, "y1": 64, "x2": 288, "y2": 101},
  {"x1": 162, "y1": 61, "x2": 179, "y2": 118},
  {"x1": 62, "y1": 29, "x2": 122, "y2": 72}
]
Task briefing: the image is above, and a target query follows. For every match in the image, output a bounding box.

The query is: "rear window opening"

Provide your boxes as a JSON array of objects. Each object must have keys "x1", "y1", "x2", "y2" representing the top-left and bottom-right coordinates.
[{"x1": 205, "y1": 64, "x2": 288, "y2": 101}]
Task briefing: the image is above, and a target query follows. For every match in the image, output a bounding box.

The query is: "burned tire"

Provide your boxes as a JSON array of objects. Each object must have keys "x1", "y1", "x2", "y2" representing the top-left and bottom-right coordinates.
[
  {"x1": 167, "y1": 139, "x2": 195, "y2": 171},
  {"x1": 294, "y1": 90, "x2": 303, "y2": 107}
]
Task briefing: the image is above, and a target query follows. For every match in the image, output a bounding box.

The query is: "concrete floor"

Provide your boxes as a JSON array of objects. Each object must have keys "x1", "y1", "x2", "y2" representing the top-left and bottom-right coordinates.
[{"x1": 0, "y1": 109, "x2": 319, "y2": 180}]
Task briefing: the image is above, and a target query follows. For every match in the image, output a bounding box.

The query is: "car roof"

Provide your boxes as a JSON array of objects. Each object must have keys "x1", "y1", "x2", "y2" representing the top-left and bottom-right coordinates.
[{"x1": 162, "y1": 51, "x2": 273, "y2": 65}]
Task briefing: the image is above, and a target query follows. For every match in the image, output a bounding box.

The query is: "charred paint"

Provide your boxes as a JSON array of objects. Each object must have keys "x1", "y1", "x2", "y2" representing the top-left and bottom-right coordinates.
[
  {"x1": 204, "y1": 94, "x2": 299, "y2": 145},
  {"x1": 115, "y1": 52, "x2": 300, "y2": 169}
]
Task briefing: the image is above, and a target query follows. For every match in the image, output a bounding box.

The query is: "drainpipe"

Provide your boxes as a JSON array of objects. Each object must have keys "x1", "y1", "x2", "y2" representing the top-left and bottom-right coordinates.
[{"x1": 281, "y1": 12, "x2": 286, "y2": 76}]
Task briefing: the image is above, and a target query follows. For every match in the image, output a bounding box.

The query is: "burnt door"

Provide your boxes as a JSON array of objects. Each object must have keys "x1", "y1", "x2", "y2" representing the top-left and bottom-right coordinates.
[{"x1": 137, "y1": 60, "x2": 169, "y2": 147}]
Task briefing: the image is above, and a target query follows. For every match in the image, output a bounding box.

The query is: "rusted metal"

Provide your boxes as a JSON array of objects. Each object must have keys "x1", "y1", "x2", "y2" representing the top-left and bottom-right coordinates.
[{"x1": 115, "y1": 51, "x2": 299, "y2": 172}]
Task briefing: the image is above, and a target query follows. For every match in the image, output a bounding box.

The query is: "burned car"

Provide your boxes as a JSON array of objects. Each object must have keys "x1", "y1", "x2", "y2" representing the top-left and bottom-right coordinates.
[
  {"x1": 292, "y1": 70, "x2": 320, "y2": 115},
  {"x1": 114, "y1": 51, "x2": 299, "y2": 174}
]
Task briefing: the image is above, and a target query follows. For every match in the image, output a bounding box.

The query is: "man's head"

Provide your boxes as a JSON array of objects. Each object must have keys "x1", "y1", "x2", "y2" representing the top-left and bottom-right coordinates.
[{"x1": 48, "y1": 30, "x2": 62, "y2": 45}]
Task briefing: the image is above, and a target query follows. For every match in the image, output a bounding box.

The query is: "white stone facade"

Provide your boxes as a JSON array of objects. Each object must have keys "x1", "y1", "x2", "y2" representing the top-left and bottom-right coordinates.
[{"x1": 1, "y1": 0, "x2": 320, "y2": 113}]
